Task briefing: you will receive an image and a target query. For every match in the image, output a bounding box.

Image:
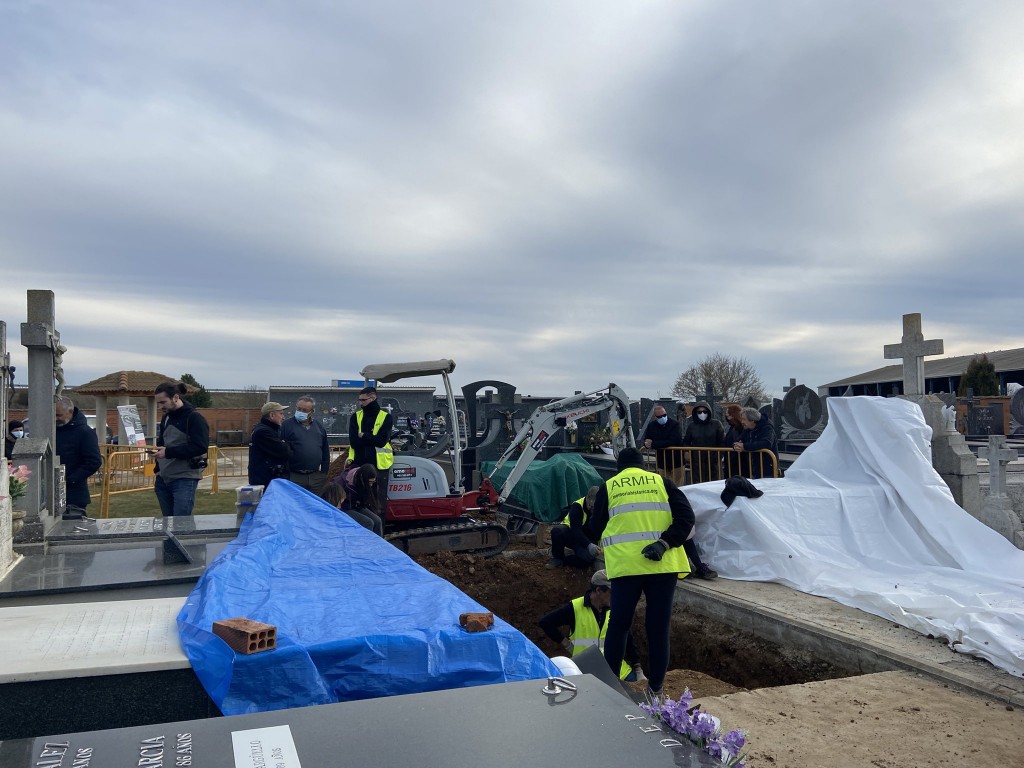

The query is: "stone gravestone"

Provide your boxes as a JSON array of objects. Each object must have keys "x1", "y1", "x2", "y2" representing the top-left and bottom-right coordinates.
[
  {"x1": 1011, "y1": 387, "x2": 1024, "y2": 436},
  {"x1": 1, "y1": 321, "x2": 20, "y2": 579},
  {"x1": 967, "y1": 403, "x2": 1004, "y2": 437},
  {"x1": 978, "y1": 436, "x2": 1022, "y2": 548},
  {"x1": 883, "y1": 313, "x2": 981, "y2": 517},
  {"x1": 780, "y1": 383, "x2": 824, "y2": 440},
  {"x1": 19, "y1": 290, "x2": 64, "y2": 530}
]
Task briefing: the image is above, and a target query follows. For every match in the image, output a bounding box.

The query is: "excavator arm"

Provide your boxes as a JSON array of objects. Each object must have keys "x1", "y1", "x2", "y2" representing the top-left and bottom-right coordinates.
[{"x1": 488, "y1": 383, "x2": 635, "y2": 504}]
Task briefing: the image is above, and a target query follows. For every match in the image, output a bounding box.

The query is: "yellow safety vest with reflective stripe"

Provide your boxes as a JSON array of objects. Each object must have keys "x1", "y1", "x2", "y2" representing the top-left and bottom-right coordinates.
[
  {"x1": 348, "y1": 410, "x2": 394, "y2": 470},
  {"x1": 601, "y1": 467, "x2": 688, "y2": 579},
  {"x1": 560, "y1": 495, "x2": 587, "y2": 526},
  {"x1": 570, "y1": 596, "x2": 631, "y2": 680}
]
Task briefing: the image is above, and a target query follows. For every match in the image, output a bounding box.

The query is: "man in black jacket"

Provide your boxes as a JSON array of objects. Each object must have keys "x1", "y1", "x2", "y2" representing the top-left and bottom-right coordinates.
[
  {"x1": 55, "y1": 397, "x2": 102, "y2": 511},
  {"x1": 154, "y1": 381, "x2": 211, "y2": 516},
  {"x1": 348, "y1": 387, "x2": 393, "y2": 512},
  {"x1": 641, "y1": 405, "x2": 683, "y2": 480},
  {"x1": 248, "y1": 402, "x2": 293, "y2": 488}
]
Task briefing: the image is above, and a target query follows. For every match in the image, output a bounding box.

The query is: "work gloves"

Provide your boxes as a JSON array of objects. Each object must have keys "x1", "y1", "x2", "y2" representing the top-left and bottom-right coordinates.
[
  {"x1": 560, "y1": 638, "x2": 573, "y2": 653},
  {"x1": 641, "y1": 539, "x2": 669, "y2": 561}
]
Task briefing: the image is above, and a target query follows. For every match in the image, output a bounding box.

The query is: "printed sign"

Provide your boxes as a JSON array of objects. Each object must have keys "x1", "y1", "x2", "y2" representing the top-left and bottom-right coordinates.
[
  {"x1": 117, "y1": 404, "x2": 147, "y2": 446},
  {"x1": 231, "y1": 724, "x2": 302, "y2": 768}
]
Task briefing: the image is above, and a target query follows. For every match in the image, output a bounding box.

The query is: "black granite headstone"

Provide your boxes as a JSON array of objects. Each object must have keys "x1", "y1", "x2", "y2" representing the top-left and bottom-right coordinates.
[
  {"x1": 0, "y1": 675, "x2": 721, "y2": 767},
  {"x1": 781, "y1": 384, "x2": 822, "y2": 432},
  {"x1": 967, "y1": 403, "x2": 1004, "y2": 437}
]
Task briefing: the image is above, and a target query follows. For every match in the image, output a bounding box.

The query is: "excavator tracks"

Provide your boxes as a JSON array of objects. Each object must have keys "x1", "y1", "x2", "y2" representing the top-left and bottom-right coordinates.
[{"x1": 386, "y1": 517, "x2": 510, "y2": 558}]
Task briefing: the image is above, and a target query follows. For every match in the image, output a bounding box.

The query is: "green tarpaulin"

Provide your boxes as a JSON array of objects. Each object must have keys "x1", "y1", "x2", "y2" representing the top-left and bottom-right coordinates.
[{"x1": 480, "y1": 453, "x2": 603, "y2": 523}]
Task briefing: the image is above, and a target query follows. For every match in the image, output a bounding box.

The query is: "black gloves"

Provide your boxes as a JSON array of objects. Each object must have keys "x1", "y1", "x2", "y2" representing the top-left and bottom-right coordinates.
[{"x1": 641, "y1": 539, "x2": 669, "y2": 561}]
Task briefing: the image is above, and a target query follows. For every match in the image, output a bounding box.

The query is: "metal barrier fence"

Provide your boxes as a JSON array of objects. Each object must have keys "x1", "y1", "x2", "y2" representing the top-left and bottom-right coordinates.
[
  {"x1": 642, "y1": 446, "x2": 779, "y2": 486},
  {"x1": 94, "y1": 445, "x2": 354, "y2": 517}
]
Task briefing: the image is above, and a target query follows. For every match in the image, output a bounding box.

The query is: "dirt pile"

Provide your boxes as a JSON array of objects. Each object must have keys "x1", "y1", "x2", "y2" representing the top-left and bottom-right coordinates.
[{"x1": 415, "y1": 549, "x2": 745, "y2": 698}]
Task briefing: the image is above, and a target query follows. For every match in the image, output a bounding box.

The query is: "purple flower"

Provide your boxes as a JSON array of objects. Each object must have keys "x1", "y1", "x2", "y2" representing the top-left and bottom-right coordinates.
[
  {"x1": 707, "y1": 740, "x2": 723, "y2": 760},
  {"x1": 689, "y1": 710, "x2": 718, "y2": 741},
  {"x1": 723, "y1": 728, "x2": 747, "y2": 755}
]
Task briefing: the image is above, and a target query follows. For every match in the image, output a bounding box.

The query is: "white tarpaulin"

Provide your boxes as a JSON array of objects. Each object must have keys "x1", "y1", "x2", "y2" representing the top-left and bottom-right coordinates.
[{"x1": 684, "y1": 396, "x2": 1024, "y2": 678}]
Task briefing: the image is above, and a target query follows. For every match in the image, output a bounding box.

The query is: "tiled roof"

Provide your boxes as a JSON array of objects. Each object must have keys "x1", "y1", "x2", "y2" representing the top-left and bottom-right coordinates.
[
  {"x1": 74, "y1": 371, "x2": 197, "y2": 395},
  {"x1": 823, "y1": 348, "x2": 1024, "y2": 388}
]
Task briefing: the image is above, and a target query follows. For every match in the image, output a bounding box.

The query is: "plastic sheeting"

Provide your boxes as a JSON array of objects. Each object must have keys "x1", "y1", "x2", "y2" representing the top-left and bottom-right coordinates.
[
  {"x1": 481, "y1": 453, "x2": 603, "y2": 523},
  {"x1": 177, "y1": 481, "x2": 559, "y2": 715},
  {"x1": 683, "y1": 396, "x2": 1024, "y2": 678}
]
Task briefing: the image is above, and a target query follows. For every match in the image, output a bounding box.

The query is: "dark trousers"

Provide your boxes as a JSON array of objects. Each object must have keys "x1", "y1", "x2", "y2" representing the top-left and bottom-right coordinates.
[
  {"x1": 550, "y1": 524, "x2": 597, "y2": 567},
  {"x1": 345, "y1": 507, "x2": 384, "y2": 536},
  {"x1": 604, "y1": 572, "x2": 678, "y2": 693},
  {"x1": 683, "y1": 538, "x2": 706, "y2": 571},
  {"x1": 376, "y1": 468, "x2": 390, "y2": 518},
  {"x1": 289, "y1": 470, "x2": 327, "y2": 495}
]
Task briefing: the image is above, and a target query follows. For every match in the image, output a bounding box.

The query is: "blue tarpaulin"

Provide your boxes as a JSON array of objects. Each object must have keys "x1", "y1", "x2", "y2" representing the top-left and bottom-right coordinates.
[{"x1": 177, "y1": 481, "x2": 559, "y2": 715}]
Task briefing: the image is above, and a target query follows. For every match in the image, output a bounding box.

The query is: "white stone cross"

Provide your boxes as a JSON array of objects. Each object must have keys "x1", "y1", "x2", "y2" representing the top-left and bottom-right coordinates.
[
  {"x1": 883, "y1": 313, "x2": 944, "y2": 397},
  {"x1": 979, "y1": 435, "x2": 1019, "y2": 497}
]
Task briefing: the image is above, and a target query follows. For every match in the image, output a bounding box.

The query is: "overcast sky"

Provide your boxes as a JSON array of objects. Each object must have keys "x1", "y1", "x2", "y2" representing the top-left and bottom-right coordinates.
[{"x1": 2, "y1": 1, "x2": 1021, "y2": 402}]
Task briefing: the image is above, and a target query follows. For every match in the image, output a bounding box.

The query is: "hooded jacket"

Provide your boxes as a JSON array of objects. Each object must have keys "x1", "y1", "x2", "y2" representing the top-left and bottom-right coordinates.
[
  {"x1": 55, "y1": 407, "x2": 102, "y2": 507},
  {"x1": 683, "y1": 401, "x2": 724, "y2": 448}
]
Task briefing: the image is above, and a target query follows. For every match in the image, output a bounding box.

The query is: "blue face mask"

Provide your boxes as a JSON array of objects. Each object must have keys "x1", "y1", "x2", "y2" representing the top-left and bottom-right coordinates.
[
  {"x1": 294, "y1": 411, "x2": 310, "y2": 423},
  {"x1": 11, "y1": 430, "x2": 24, "y2": 438},
  {"x1": 656, "y1": 416, "x2": 668, "y2": 425}
]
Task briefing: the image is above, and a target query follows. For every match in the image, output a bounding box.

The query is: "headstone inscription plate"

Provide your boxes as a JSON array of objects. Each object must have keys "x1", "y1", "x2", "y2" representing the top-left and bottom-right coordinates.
[
  {"x1": 967, "y1": 403, "x2": 1004, "y2": 437},
  {"x1": 0, "y1": 674, "x2": 721, "y2": 767}
]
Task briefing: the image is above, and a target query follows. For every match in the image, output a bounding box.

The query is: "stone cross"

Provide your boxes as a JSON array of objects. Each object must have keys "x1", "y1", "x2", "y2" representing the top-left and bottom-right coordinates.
[
  {"x1": 782, "y1": 378, "x2": 797, "y2": 394},
  {"x1": 979, "y1": 435, "x2": 1018, "y2": 497},
  {"x1": 883, "y1": 313, "x2": 944, "y2": 397},
  {"x1": 703, "y1": 381, "x2": 724, "y2": 416},
  {"x1": 20, "y1": 290, "x2": 62, "y2": 518}
]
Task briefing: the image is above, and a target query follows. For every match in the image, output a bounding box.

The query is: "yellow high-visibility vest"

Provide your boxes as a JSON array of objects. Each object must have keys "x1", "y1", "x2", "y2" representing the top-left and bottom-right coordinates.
[
  {"x1": 348, "y1": 410, "x2": 394, "y2": 470},
  {"x1": 601, "y1": 467, "x2": 687, "y2": 578},
  {"x1": 560, "y1": 495, "x2": 587, "y2": 526},
  {"x1": 570, "y1": 596, "x2": 630, "y2": 680}
]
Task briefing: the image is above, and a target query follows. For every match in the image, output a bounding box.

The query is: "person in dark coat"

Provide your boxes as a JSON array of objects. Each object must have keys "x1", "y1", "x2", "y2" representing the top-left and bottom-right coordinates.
[
  {"x1": 348, "y1": 387, "x2": 393, "y2": 512},
  {"x1": 732, "y1": 406, "x2": 779, "y2": 479},
  {"x1": 54, "y1": 397, "x2": 102, "y2": 510},
  {"x1": 721, "y1": 404, "x2": 745, "y2": 478},
  {"x1": 5, "y1": 419, "x2": 24, "y2": 460},
  {"x1": 154, "y1": 381, "x2": 211, "y2": 516},
  {"x1": 248, "y1": 402, "x2": 293, "y2": 488},
  {"x1": 682, "y1": 400, "x2": 725, "y2": 483},
  {"x1": 641, "y1": 404, "x2": 683, "y2": 480}
]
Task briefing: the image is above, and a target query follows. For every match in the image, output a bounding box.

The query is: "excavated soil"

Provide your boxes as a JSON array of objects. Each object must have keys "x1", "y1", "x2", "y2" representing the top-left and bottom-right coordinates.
[
  {"x1": 414, "y1": 548, "x2": 1024, "y2": 766},
  {"x1": 413, "y1": 547, "x2": 845, "y2": 698}
]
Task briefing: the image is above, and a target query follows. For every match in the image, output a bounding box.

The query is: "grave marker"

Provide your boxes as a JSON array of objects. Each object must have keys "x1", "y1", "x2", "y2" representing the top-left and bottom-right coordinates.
[
  {"x1": 883, "y1": 313, "x2": 944, "y2": 396},
  {"x1": 978, "y1": 436, "x2": 1022, "y2": 546},
  {"x1": 1, "y1": 321, "x2": 19, "y2": 578},
  {"x1": 19, "y1": 290, "x2": 63, "y2": 523},
  {"x1": 881, "y1": 314, "x2": 980, "y2": 518}
]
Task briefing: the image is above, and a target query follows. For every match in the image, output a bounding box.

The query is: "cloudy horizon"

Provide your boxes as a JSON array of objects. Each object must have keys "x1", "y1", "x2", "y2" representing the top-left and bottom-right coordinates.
[{"x1": 2, "y1": 1, "x2": 1022, "y2": 401}]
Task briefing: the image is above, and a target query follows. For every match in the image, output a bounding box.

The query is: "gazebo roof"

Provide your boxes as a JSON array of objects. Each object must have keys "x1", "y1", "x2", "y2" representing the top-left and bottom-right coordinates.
[{"x1": 74, "y1": 371, "x2": 197, "y2": 396}]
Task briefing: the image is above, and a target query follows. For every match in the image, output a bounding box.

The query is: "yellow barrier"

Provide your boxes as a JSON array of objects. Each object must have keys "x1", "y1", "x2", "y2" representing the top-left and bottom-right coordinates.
[{"x1": 642, "y1": 446, "x2": 779, "y2": 486}]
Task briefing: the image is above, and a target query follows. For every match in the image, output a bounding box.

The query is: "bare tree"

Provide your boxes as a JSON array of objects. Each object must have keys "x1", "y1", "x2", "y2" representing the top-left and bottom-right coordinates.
[{"x1": 671, "y1": 353, "x2": 771, "y2": 406}]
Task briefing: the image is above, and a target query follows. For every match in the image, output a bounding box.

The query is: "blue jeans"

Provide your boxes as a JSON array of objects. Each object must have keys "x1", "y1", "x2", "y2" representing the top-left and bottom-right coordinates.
[{"x1": 154, "y1": 475, "x2": 200, "y2": 517}]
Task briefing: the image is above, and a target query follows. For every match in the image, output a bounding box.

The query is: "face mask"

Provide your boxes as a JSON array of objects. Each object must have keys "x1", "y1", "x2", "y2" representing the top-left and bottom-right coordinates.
[
  {"x1": 697, "y1": 413, "x2": 708, "y2": 422},
  {"x1": 656, "y1": 416, "x2": 668, "y2": 425},
  {"x1": 11, "y1": 430, "x2": 24, "y2": 438},
  {"x1": 295, "y1": 411, "x2": 309, "y2": 423}
]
